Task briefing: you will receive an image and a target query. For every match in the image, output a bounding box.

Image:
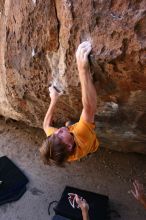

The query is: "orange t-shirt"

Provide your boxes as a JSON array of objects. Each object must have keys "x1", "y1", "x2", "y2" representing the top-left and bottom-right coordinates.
[{"x1": 46, "y1": 117, "x2": 99, "y2": 161}]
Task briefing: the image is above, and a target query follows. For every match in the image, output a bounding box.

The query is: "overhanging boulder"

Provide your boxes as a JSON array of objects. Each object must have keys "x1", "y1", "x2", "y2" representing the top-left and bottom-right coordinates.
[{"x1": 0, "y1": 0, "x2": 146, "y2": 154}]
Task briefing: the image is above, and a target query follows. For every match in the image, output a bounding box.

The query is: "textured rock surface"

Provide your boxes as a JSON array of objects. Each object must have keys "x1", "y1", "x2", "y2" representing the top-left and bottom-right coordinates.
[{"x1": 0, "y1": 0, "x2": 146, "y2": 153}]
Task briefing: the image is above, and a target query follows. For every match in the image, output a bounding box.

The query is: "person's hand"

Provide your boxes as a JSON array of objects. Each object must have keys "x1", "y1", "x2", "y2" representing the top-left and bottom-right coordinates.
[
  {"x1": 76, "y1": 41, "x2": 92, "y2": 72},
  {"x1": 48, "y1": 85, "x2": 61, "y2": 103},
  {"x1": 131, "y1": 180, "x2": 146, "y2": 205},
  {"x1": 75, "y1": 194, "x2": 89, "y2": 213}
]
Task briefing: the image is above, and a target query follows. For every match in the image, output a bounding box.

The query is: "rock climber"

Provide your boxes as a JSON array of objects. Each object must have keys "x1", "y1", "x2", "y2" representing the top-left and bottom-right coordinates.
[{"x1": 39, "y1": 41, "x2": 99, "y2": 166}]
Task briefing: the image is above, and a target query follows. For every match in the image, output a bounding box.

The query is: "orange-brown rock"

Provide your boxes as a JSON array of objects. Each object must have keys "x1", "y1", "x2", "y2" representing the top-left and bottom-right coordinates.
[{"x1": 0, "y1": 0, "x2": 146, "y2": 154}]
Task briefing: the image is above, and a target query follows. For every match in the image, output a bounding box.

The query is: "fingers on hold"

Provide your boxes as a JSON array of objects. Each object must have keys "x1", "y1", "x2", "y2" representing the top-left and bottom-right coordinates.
[
  {"x1": 80, "y1": 41, "x2": 91, "y2": 47},
  {"x1": 83, "y1": 48, "x2": 91, "y2": 60},
  {"x1": 80, "y1": 46, "x2": 91, "y2": 58},
  {"x1": 80, "y1": 45, "x2": 91, "y2": 54},
  {"x1": 77, "y1": 42, "x2": 91, "y2": 55},
  {"x1": 78, "y1": 41, "x2": 91, "y2": 52}
]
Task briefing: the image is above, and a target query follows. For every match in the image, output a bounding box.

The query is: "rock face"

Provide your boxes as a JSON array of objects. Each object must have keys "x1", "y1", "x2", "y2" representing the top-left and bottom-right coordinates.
[{"x1": 0, "y1": 0, "x2": 146, "y2": 154}]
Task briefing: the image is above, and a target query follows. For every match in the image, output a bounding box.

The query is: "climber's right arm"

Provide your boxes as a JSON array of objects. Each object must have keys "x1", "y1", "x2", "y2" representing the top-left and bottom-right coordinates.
[{"x1": 76, "y1": 41, "x2": 97, "y2": 123}]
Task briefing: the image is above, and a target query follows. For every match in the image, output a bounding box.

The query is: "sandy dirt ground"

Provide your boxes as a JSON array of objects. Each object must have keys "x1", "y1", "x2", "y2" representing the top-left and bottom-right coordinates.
[{"x1": 0, "y1": 117, "x2": 146, "y2": 220}]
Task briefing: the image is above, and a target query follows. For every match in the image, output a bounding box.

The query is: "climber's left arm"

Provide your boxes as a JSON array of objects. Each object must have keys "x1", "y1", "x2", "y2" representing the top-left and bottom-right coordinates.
[{"x1": 43, "y1": 86, "x2": 61, "y2": 134}]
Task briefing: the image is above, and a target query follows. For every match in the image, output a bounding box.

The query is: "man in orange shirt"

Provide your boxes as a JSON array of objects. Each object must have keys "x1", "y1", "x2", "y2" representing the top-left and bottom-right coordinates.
[{"x1": 40, "y1": 41, "x2": 99, "y2": 166}]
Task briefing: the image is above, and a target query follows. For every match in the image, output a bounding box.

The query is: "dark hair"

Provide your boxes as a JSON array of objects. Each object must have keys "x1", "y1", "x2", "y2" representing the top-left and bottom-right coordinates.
[{"x1": 39, "y1": 134, "x2": 69, "y2": 166}]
